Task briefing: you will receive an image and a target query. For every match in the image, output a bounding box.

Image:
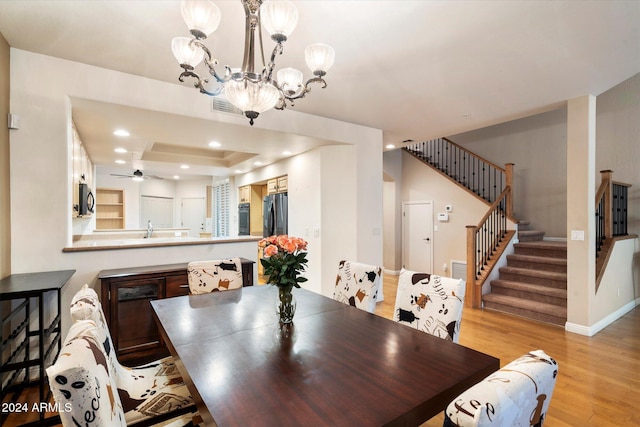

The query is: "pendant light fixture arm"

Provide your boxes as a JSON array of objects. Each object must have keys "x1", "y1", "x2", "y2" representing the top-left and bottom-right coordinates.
[
  {"x1": 190, "y1": 39, "x2": 232, "y2": 85},
  {"x1": 178, "y1": 68, "x2": 224, "y2": 97},
  {"x1": 276, "y1": 76, "x2": 328, "y2": 110},
  {"x1": 264, "y1": 41, "x2": 284, "y2": 81}
]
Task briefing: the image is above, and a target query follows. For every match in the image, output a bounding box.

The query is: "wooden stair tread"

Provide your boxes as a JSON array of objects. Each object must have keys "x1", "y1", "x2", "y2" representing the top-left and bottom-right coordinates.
[
  {"x1": 491, "y1": 279, "x2": 567, "y2": 298},
  {"x1": 507, "y1": 253, "x2": 567, "y2": 266},
  {"x1": 514, "y1": 241, "x2": 567, "y2": 250},
  {"x1": 483, "y1": 294, "x2": 567, "y2": 317},
  {"x1": 499, "y1": 266, "x2": 567, "y2": 281},
  {"x1": 519, "y1": 230, "x2": 545, "y2": 236}
]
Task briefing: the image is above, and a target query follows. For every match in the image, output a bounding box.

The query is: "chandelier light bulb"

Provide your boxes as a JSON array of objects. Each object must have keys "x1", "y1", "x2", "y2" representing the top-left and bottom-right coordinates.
[
  {"x1": 172, "y1": 37, "x2": 205, "y2": 68},
  {"x1": 181, "y1": 0, "x2": 222, "y2": 39},
  {"x1": 305, "y1": 43, "x2": 335, "y2": 75},
  {"x1": 260, "y1": 1, "x2": 298, "y2": 41},
  {"x1": 277, "y1": 68, "x2": 303, "y2": 94},
  {"x1": 225, "y1": 80, "x2": 280, "y2": 124}
]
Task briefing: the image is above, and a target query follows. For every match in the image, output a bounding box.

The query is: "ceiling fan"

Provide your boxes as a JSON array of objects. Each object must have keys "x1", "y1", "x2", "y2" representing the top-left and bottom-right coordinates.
[{"x1": 110, "y1": 169, "x2": 163, "y2": 181}]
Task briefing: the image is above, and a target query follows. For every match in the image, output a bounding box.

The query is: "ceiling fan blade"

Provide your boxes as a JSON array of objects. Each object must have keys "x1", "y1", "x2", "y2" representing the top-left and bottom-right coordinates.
[{"x1": 110, "y1": 173, "x2": 134, "y2": 178}]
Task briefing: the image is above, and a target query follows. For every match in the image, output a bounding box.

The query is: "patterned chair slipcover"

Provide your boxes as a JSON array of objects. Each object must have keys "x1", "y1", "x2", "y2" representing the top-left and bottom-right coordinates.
[
  {"x1": 187, "y1": 258, "x2": 243, "y2": 294},
  {"x1": 393, "y1": 269, "x2": 465, "y2": 342},
  {"x1": 444, "y1": 350, "x2": 559, "y2": 427},
  {"x1": 46, "y1": 319, "x2": 127, "y2": 426},
  {"x1": 69, "y1": 285, "x2": 195, "y2": 426},
  {"x1": 333, "y1": 260, "x2": 382, "y2": 313}
]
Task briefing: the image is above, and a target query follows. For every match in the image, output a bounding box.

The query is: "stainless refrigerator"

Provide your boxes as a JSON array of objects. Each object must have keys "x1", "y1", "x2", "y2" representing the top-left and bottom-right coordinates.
[{"x1": 263, "y1": 192, "x2": 288, "y2": 237}]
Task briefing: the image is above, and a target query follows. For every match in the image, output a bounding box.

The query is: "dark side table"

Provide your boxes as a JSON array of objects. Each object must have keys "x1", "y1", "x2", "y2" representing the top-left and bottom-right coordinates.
[{"x1": 0, "y1": 269, "x2": 75, "y2": 424}]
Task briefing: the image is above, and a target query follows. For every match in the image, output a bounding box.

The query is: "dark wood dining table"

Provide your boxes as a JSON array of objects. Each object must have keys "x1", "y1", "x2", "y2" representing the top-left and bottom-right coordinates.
[{"x1": 151, "y1": 285, "x2": 499, "y2": 427}]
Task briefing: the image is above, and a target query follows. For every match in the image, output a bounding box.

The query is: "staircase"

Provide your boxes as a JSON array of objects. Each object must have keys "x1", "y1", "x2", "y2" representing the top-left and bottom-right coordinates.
[{"x1": 483, "y1": 222, "x2": 567, "y2": 326}]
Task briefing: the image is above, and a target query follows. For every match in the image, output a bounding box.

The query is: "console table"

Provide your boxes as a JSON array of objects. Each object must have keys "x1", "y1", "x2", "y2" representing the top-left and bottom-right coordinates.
[
  {"x1": 99, "y1": 259, "x2": 254, "y2": 365},
  {"x1": 0, "y1": 269, "x2": 75, "y2": 424}
]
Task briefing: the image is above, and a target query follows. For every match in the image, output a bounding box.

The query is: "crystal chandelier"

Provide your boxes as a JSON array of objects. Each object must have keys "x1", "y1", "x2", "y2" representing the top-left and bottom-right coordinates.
[{"x1": 172, "y1": 0, "x2": 335, "y2": 125}]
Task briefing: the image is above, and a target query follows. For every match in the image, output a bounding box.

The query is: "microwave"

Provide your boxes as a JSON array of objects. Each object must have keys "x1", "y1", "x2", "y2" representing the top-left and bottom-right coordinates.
[{"x1": 77, "y1": 182, "x2": 95, "y2": 216}]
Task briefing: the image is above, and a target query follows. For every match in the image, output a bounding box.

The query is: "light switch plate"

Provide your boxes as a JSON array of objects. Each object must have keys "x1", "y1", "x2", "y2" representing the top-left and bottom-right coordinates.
[{"x1": 571, "y1": 230, "x2": 585, "y2": 241}]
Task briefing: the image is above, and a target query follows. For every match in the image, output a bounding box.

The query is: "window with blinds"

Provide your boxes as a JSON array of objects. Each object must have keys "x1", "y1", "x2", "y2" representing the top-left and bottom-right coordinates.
[{"x1": 211, "y1": 179, "x2": 230, "y2": 237}]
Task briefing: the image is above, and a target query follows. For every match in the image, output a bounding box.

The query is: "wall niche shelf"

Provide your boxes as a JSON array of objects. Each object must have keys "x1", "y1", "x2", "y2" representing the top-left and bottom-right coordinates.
[{"x1": 96, "y1": 188, "x2": 125, "y2": 230}]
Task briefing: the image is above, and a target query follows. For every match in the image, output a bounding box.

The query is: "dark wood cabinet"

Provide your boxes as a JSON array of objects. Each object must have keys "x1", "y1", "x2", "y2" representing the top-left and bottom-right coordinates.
[{"x1": 99, "y1": 259, "x2": 254, "y2": 365}]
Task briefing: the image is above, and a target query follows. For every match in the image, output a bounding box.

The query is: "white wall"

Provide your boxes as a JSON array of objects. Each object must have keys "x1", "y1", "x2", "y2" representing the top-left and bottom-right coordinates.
[
  {"x1": 7, "y1": 49, "x2": 383, "y2": 338},
  {"x1": 235, "y1": 141, "x2": 384, "y2": 297},
  {"x1": 400, "y1": 151, "x2": 493, "y2": 277},
  {"x1": 383, "y1": 149, "x2": 403, "y2": 272},
  {"x1": 450, "y1": 108, "x2": 568, "y2": 237},
  {"x1": 595, "y1": 73, "x2": 640, "y2": 303}
]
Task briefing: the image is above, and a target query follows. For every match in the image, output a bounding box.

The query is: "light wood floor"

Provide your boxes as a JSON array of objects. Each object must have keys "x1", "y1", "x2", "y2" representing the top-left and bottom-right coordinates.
[
  {"x1": 5, "y1": 275, "x2": 639, "y2": 426},
  {"x1": 375, "y1": 274, "x2": 640, "y2": 426}
]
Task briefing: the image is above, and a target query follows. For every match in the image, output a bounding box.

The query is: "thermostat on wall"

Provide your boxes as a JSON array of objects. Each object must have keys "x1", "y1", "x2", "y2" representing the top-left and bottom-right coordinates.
[{"x1": 437, "y1": 213, "x2": 449, "y2": 222}]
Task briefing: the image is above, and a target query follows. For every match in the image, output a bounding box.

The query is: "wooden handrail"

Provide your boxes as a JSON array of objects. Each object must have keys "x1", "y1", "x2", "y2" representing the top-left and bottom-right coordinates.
[
  {"x1": 442, "y1": 137, "x2": 507, "y2": 173},
  {"x1": 474, "y1": 186, "x2": 512, "y2": 230},
  {"x1": 595, "y1": 169, "x2": 632, "y2": 292},
  {"x1": 466, "y1": 186, "x2": 512, "y2": 308},
  {"x1": 596, "y1": 170, "x2": 613, "y2": 241}
]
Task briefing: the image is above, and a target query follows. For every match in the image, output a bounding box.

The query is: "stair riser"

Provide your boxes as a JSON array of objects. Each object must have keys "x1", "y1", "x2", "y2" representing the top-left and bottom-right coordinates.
[
  {"x1": 507, "y1": 259, "x2": 567, "y2": 274},
  {"x1": 499, "y1": 272, "x2": 566, "y2": 289},
  {"x1": 491, "y1": 287, "x2": 566, "y2": 307},
  {"x1": 514, "y1": 247, "x2": 567, "y2": 259},
  {"x1": 518, "y1": 234, "x2": 545, "y2": 242},
  {"x1": 483, "y1": 301, "x2": 566, "y2": 326}
]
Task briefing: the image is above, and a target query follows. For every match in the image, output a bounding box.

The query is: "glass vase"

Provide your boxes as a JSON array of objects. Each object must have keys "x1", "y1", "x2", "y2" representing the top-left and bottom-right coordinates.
[{"x1": 276, "y1": 286, "x2": 296, "y2": 324}]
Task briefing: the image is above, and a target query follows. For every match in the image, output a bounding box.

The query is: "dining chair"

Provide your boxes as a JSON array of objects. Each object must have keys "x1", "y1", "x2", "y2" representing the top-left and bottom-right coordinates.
[
  {"x1": 393, "y1": 269, "x2": 465, "y2": 342},
  {"x1": 333, "y1": 260, "x2": 382, "y2": 313},
  {"x1": 47, "y1": 319, "x2": 127, "y2": 426},
  {"x1": 69, "y1": 285, "x2": 197, "y2": 426},
  {"x1": 443, "y1": 349, "x2": 559, "y2": 427},
  {"x1": 187, "y1": 257, "x2": 243, "y2": 294}
]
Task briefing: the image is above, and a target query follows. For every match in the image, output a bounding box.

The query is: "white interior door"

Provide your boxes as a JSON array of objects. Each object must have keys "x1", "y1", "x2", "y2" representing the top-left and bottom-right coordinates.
[
  {"x1": 402, "y1": 201, "x2": 433, "y2": 272},
  {"x1": 181, "y1": 197, "x2": 206, "y2": 237}
]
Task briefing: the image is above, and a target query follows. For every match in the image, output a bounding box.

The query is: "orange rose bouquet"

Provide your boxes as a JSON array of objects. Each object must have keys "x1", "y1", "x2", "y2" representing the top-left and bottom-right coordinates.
[{"x1": 258, "y1": 235, "x2": 308, "y2": 288}]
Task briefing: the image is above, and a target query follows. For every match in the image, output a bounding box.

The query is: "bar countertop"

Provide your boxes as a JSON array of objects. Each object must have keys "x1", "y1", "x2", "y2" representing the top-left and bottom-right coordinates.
[{"x1": 63, "y1": 235, "x2": 261, "y2": 252}]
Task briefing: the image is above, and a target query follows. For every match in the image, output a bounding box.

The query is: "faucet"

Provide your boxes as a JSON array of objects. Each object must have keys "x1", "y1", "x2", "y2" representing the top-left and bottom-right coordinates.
[{"x1": 146, "y1": 220, "x2": 153, "y2": 238}]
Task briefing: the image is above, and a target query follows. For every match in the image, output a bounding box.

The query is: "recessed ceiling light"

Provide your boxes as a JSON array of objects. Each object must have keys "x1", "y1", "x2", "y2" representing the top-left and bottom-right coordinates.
[
  {"x1": 114, "y1": 147, "x2": 127, "y2": 153},
  {"x1": 113, "y1": 129, "x2": 130, "y2": 137},
  {"x1": 180, "y1": 164, "x2": 190, "y2": 169},
  {"x1": 386, "y1": 144, "x2": 396, "y2": 149},
  {"x1": 234, "y1": 169, "x2": 243, "y2": 174},
  {"x1": 254, "y1": 161, "x2": 263, "y2": 166},
  {"x1": 173, "y1": 175, "x2": 180, "y2": 180},
  {"x1": 115, "y1": 159, "x2": 126, "y2": 164},
  {"x1": 208, "y1": 141, "x2": 221, "y2": 148},
  {"x1": 282, "y1": 150, "x2": 291, "y2": 155}
]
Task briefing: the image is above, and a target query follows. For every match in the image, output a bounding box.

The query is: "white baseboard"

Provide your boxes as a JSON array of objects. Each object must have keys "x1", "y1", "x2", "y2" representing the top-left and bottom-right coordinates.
[
  {"x1": 565, "y1": 299, "x2": 638, "y2": 336},
  {"x1": 383, "y1": 268, "x2": 401, "y2": 276}
]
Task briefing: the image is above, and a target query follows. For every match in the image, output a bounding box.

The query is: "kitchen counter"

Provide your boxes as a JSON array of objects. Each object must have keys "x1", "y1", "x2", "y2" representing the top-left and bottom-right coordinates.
[{"x1": 63, "y1": 235, "x2": 262, "y2": 252}]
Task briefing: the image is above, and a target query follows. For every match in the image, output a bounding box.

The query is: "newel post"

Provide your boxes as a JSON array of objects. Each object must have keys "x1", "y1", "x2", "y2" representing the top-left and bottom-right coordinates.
[
  {"x1": 601, "y1": 170, "x2": 613, "y2": 239},
  {"x1": 505, "y1": 163, "x2": 514, "y2": 218},
  {"x1": 466, "y1": 225, "x2": 481, "y2": 308}
]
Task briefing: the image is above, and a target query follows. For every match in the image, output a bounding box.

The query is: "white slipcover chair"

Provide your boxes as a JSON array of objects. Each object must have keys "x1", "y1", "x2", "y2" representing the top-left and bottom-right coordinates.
[
  {"x1": 333, "y1": 260, "x2": 382, "y2": 313},
  {"x1": 444, "y1": 350, "x2": 559, "y2": 427},
  {"x1": 47, "y1": 319, "x2": 127, "y2": 426},
  {"x1": 187, "y1": 257, "x2": 243, "y2": 294},
  {"x1": 67, "y1": 285, "x2": 195, "y2": 426},
  {"x1": 393, "y1": 269, "x2": 465, "y2": 342}
]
